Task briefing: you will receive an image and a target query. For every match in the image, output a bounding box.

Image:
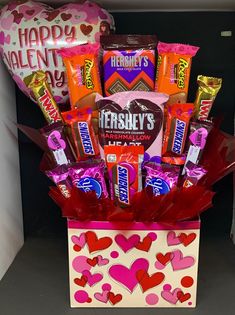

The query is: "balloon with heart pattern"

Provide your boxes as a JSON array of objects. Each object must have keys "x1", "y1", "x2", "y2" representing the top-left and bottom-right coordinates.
[{"x1": 0, "y1": 0, "x2": 114, "y2": 105}]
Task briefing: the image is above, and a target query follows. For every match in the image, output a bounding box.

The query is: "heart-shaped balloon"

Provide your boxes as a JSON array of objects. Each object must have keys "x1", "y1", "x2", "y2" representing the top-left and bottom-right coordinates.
[{"x1": 0, "y1": 0, "x2": 114, "y2": 105}]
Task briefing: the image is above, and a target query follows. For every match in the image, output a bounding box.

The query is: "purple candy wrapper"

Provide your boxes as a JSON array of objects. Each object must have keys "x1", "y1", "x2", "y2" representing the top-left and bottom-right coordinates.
[
  {"x1": 183, "y1": 161, "x2": 207, "y2": 188},
  {"x1": 101, "y1": 35, "x2": 157, "y2": 96},
  {"x1": 145, "y1": 163, "x2": 180, "y2": 196},
  {"x1": 46, "y1": 165, "x2": 72, "y2": 198},
  {"x1": 68, "y1": 160, "x2": 108, "y2": 199}
]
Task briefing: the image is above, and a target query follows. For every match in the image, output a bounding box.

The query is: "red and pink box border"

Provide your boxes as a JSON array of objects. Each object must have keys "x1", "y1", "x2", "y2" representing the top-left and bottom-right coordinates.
[{"x1": 67, "y1": 219, "x2": 200, "y2": 308}]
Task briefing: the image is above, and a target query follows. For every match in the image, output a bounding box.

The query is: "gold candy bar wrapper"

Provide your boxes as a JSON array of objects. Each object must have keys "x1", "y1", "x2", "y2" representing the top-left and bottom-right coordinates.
[
  {"x1": 24, "y1": 71, "x2": 62, "y2": 124},
  {"x1": 194, "y1": 75, "x2": 222, "y2": 121}
]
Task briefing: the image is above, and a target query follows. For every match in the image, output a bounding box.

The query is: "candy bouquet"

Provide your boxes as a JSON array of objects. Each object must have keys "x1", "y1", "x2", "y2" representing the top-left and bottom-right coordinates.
[
  {"x1": 18, "y1": 35, "x2": 235, "y2": 308},
  {"x1": 20, "y1": 35, "x2": 234, "y2": 223}
]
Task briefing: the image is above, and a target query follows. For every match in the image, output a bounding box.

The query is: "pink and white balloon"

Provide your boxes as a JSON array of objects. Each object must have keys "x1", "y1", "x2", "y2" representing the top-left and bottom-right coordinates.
[{"x1": 0, "y1": 0, "x2": 114, "y2": 104}]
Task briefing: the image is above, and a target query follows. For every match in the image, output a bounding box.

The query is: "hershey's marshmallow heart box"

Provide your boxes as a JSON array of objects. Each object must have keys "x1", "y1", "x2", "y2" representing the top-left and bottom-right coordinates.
[{"x1": 96, "y1": 91, "x2": 168, "y2": 162}]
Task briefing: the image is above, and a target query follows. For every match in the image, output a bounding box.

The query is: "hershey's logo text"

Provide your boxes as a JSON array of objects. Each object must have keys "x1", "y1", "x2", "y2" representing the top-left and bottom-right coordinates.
[
  {"x1": 111, "y1": 55, "x2": 149, "y2": 68},
  {"x1": 99, "y1": 111, "x2": 154, "y2": 130}
]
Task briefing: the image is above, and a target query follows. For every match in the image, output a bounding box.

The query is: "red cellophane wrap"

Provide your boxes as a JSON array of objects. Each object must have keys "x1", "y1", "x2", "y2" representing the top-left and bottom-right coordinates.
[
  {"x1": 48, "y1": 124, "x2": 234, "y2": 223},
  {"x1": 17, "y1": 123, "x2": 47, "y2": 151},
  {"x1": 131, "y1": 186, "x2": 215, "y2": 225},
  {"x1": 49, "y1": 187, "x2": 108, "y2": 221},
  {"x1": 199, "y1": 126, "x2": 235, "y2": 186},
  {"x1": 49, "y1": 185, "x2": 215, "y2": 224}
]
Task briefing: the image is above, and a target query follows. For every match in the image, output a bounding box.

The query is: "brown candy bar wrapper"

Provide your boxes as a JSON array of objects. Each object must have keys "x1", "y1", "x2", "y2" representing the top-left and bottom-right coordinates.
[
  {"x1": 40, "y1": 122, "x2": 76, "y2": 166},
  {"x1": 24, "y1": 71, "x2": 62, "y2": 124},
  {"x1": 101, "y1": 35, "x2": 157, "y2": 96},
  {"x1": 162, "y1": 103, "x2": 194, "y2": 156},
  {"x1": 194, "y1": 75, "x2": 222, "y2": 120},
  {"x1": 182, "y1": 120, "x2": 212, "y2": 174},
  {"x1": 45, "y1": 165, "x2": 72, "y2": 198},
  {"x1": 62, "y1": 108, "x2": 100, "y2": 161}
]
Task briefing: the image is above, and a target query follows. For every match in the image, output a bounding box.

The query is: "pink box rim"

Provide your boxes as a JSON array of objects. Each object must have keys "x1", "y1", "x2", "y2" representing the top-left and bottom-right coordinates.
[{"x1": 67, "y1": 219, "x2": 200, "y2": 231}]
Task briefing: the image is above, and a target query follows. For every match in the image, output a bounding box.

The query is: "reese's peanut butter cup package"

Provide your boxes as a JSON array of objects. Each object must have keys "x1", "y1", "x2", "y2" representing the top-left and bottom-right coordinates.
[
  {"x1": 155, "y1": 42, "x2": 199, "y2": 105},
  {"x1": 58, "y1": 43, "x2": 102, "y2": 110}
]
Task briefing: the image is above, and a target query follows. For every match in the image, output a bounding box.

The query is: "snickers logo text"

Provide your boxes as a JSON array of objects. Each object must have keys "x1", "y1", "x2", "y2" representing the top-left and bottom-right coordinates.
[
  {"x1": 78, "y1": 122, "x2": 94, "y2": 155},
  {"x1": 172, "y1": 119, "x2": 186, "y2": 154},
  {"x1": 117, "y1": 165, "x2": 129, "y2": 205}
]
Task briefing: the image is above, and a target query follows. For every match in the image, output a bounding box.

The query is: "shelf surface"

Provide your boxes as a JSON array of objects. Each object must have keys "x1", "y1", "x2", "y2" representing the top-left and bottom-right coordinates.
[
  {"x1": 1, "y1": 0, "x2": 235, "y2": 11},
  {"x1": 0, "y1": 234, "x2": 235, "y2": 315}
]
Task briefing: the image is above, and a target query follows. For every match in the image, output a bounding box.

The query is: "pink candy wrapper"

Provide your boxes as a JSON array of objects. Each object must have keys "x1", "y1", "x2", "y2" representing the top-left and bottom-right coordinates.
[
  {"x1": 46, "y1": 165, "x2": 72, "y2": 198},
  {"x1": 145, "y1": 163, "x2": 180, "y2": 196},
  {"x1": 68, "y1": 160, "x2": 108, "y2": 199},
  {"x1": 183, "y1": 161, "x2": 207, "y2": 188},
  {"x1": 157, "y1": 42, "x2": 200, "y2": 56},
  {"x1": 96, "y1": 91, "x2": 168, "y2": 160}
]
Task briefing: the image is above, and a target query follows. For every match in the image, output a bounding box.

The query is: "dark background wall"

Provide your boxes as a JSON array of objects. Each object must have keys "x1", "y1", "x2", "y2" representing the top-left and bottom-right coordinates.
[{"x1": 16, "y1": 12, "x2": 235, "y2": 238}]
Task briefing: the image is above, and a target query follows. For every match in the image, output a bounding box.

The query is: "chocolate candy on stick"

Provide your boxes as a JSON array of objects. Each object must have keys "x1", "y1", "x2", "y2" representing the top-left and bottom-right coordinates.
[
  {"x1": 69, "y1": 160, "x2": 108, "y2": 199},
  {"x1": 145, "y1": 163, "x2": 180, "y2": 196},
  {"x1": 40, "y1": 122, "x2": 75, "y2": 166},
  {"x1": 194, "y1": 75, "x2": 222, "y2": 121},
  {"x1": 104, "y1": 145, "x2": 144, "y2": 207},
  {"x1": 62, "y1": 107, "x2": 100, "y2": 161},
  {"x1": 101, "y1": 34, "x2": 157, "y2": 96},
  {"x1": 24, "y1": 70, "x2": 62, "y2": 124}
]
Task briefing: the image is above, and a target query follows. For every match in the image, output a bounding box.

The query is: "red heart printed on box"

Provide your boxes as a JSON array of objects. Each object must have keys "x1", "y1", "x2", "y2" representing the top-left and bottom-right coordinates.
[{"x1": 85, "y1": 231, "x2": 113, "y2": 253}]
